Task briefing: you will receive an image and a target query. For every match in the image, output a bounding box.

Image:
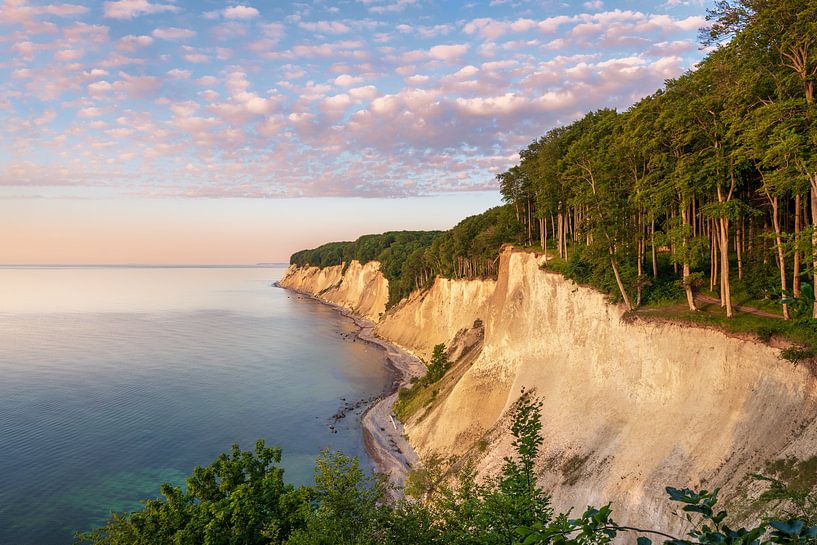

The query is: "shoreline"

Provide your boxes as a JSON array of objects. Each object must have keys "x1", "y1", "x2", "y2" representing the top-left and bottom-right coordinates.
[{"x1": 275, "y1": 282, "x2": 426, "y2": 498}]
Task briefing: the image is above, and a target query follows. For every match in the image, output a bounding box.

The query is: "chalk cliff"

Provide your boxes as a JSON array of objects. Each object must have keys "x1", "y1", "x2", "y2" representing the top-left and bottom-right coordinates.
[
  {"x1": 279, "y1": 248, "x2": 817, "y2": 533},
  {"x1": 279, "y1": 260, "x2": 388, "y2": 322}
]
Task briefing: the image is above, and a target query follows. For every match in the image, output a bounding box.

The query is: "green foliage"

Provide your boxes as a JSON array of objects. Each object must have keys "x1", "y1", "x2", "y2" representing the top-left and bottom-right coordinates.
[
  {"x1": 425, "y1": 344, "x2": 451, "y2": 383},
  {"x1": 290, "y1": 206, "x2": 525, "y2": 306},
  {"x1": 393, "y1": 344, "x2": 451, "y2": 420},
  {"x1": 780, "y1": 345, "x2": 816, "y2": 364},
  {"x1": 290, "y1": 231, "x2": 442, "y2": 306},
  {"x1": 75, "y1": 440, "x2": 307, "y2": 545},
  {"x1": 287, "y1": 451, "x2": 386, "y2": 545}
]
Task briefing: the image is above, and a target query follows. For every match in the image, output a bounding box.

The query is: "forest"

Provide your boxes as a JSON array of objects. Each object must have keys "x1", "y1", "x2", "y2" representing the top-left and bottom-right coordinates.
[{"x1": 292, "y1": 0, "x2": 817, "y2": 356}]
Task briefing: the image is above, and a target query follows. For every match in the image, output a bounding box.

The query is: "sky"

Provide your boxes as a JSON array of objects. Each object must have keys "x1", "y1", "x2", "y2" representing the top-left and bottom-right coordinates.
[{"x1": 0, "y1": 0, "x2": 710, "y2": 264}]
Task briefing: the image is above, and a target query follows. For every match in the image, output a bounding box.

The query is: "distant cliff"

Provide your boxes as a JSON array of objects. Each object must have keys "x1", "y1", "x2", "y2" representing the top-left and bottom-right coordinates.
[
  {"x1": 279, "y1": 260, "x2": 388, "y2": 322},
  {"x1": 279, "y1": 247, "x2": 817, "y2": 533}
]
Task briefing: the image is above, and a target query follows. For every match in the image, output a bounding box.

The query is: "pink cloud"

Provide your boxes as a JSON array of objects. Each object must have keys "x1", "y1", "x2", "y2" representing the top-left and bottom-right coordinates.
[
  {"x1": 429, "y1": 43, "x2": 469, "y2": 61},
  {"x1": 116, "y1": 34, "x2": 153, "y2": 51},
  {"x1": 152, "y1": 27, "x2": 196, "y2": 41},
  {"x1": 222, "y1": 5, "x2": 260, "y2": 20},
  {"x1": 103, "y1": 0, "x2": 179, "y2": 19}
]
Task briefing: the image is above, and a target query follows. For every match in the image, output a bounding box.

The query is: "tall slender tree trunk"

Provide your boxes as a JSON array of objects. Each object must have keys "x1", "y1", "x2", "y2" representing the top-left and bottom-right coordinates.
[
  {"x1": 768, "y1": 193, "x2": 790, "y2": 320},
  {"x1": 637, "y1": 216, "x2": 643, "y2": 308},
  {"x1": 711, "y1": 223, "x2": 719, "y2": 293},
  {"x1": 793, "y1": 194, "x2": 801, "y2": 297},
  {"x1": 651, "y1": 216, "x2": 658, "y2": 279},
  {"x1": 609, "y1": 244, "x2": 633, "y2": 311},
  {"x1": 718, "y1": 214, "x2": 733, "y2": 317},
  {"x1": 527, "y1": 199, "x2": 532, "y2": 246},
  {"x1": 735, "y1": 220, "x2": 743, "y2": 281},
  {"x1": 717, "y1": 182, "x2": 734, "y2": 318},
  {"x1": 811, "y1": 182, "x2": 817, "y2": 319},
  {"x1": 680, "y1": 204, "x2": 697, "y2": 311},
  {"x1": 539, "y1": 217, "x2": 545, "y2": 252}
]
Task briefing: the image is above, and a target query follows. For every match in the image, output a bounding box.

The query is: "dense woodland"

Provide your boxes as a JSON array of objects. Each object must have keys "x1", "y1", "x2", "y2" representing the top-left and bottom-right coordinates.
[{"x1": 293, "y1": 0, "x2": 817, "y2": 356}]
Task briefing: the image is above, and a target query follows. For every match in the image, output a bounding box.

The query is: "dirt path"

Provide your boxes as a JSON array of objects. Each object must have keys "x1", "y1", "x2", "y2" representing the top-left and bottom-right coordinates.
[
  {"x1": 277, "y1": 284, "x2": 426, "y2": 498},
  {"x1": 694, "y1": 294, "x2": 782, "y2": 319}
]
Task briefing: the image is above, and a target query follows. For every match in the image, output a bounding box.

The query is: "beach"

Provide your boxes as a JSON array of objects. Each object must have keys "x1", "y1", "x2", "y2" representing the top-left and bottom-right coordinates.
[{"x1": 276, "y1": 284, "x2": 426, "y2": 496}]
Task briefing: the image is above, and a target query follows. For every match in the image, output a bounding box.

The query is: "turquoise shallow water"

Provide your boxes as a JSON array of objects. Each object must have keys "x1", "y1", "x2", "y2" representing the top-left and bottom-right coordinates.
[{"x1": 0, "y1": 266, "x2": 390, "y2": 545}]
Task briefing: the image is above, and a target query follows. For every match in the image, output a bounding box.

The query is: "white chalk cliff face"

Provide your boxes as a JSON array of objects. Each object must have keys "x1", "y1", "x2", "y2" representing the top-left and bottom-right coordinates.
[
  {"x1": 279, "y1": 248, "x2": 817, "y2": 533},
  {"x1": 279, "y1": 260, "x2": 388, "y2": 322}
]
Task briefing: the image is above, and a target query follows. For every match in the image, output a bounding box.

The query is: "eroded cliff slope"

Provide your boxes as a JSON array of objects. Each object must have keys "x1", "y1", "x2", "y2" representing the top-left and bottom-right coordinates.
[
  {"x1": 279, "y1": 249, "x2": 817, "y2": 532},
  {"x1": 279, "y1": 260, "x2": 388, "y2": 322}
]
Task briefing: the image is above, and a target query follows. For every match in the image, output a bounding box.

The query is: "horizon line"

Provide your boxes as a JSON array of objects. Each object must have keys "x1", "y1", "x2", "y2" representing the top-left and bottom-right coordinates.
[{"x1": 0, "y1": 263, "x2": 291, "y2": 269}]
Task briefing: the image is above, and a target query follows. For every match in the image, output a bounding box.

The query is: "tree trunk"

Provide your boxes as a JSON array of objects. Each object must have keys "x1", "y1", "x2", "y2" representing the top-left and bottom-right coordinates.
[
  {"x1": 718, "y1": 214, "x2": 733, "y2": 318},
  {"x1": 811, "y1": 182, "x2": 817, "y2": 319},
  {"x1": 610, "y1": 246, "x2": 633, "y2": 311},
  {"x1": 768, "y1": 193, "x2": 790, "y2": 320},
  {"x1": 542, "y1": 217, "x2": 548, "y2": 263},
  {"x1": 680, "y1": 205, "x2": 697, "y2": 311},
  {"x1": 735, "y1": 220, "x2": 743, "y2": 281},
  {"x1": 794, "y1": 193, "x2": 801, "y2": 297},
  {"x1": 712, "y1": 223, "x2": 719, "y2": 293},
  {"x1": 527, "y1": 199, "x2": 532, "y2": 246},
  {"x1": 651, "y1": 216, "x2": 658, "y2": 279},
  {"x1": 539, "y1": 217, "x2": 545, "y2": 251},
  {"x1": 717, "y1": 183, "x2": 734, "y2": 318}
]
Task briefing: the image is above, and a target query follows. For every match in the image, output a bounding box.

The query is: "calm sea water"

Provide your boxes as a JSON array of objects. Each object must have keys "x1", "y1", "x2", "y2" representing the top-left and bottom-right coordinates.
[{"x1": 0, "y1": 266, "x2": 390, "y2": 545}]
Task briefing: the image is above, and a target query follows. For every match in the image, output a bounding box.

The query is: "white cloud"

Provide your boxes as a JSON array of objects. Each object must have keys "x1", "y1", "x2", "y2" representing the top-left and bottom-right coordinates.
[
  {"x1": 429, "y1": 43, "x2": 469, "y2": 61},
  {"x1": 116, "y1": 35, "x2": 153, "y2": 51},
  {"x1": 334, "y1": 74, "x2": 364, "y2": 87},
  {"x1": 300, "y1": 21, "x2": 350, "y2": 34},
  {"x1": 222, "y1": 5, "x2": 260, "y2": 19},
  {"x1": 152, "y1": 27, "x2": 196, "y2": 40},
  {"x1": 104, "y1": 0, "x2": 179, "y2": 19}
]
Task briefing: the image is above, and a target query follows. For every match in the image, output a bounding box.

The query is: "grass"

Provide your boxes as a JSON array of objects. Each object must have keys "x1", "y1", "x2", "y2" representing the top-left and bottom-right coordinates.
[
  {"x1": 767, "y1": 456, "x2": 817, "y2": 493},
  {"x1": 394, "y1": 380, "x2": 437, "y2": 422},
  {"x1": 634, "y1": 298, "x2": 817, "y2": 363}
]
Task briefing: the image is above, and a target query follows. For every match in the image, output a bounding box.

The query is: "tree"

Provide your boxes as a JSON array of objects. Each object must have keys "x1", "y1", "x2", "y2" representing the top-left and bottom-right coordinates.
[
  {"x1": 705, "y1": 0, "x2": 817, "y2": 317},
  {"x1": 287, "y1": 451, "x2": 386, "y2": 545},
  {"x1": 76, "y1": 440, "x2": 308, "y2": 545},
  {"x1": 426, "y1": 344, "x2": 451, "y2": 383}
]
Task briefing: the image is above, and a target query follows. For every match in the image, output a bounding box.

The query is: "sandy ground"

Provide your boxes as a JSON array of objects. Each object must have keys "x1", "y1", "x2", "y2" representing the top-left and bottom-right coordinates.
[{"x1": 276, "y1": 283, "x2": 426, "y2": 498}]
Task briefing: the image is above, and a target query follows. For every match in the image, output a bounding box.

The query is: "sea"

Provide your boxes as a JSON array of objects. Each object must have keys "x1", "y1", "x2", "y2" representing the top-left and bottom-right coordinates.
[{"x1": 0, "y1": 265, "x2": 391, "y2": 545}]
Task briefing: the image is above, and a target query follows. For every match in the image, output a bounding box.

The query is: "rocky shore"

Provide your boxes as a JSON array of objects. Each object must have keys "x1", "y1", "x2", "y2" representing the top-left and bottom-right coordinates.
[{"x1": 275, "y1": 282, "x2": 426, "y2": 497}]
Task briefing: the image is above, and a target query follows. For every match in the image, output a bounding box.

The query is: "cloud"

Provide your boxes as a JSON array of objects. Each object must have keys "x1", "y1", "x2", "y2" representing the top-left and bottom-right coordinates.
[
  {"x1": 88, "y1": 80, "x2": 113, "y2": 95},
  {"x1": 222, "y1": 5, "x2": 260, "y2": 20},
  {"x1": 116, "y1": 34, "x2": 153, "y2": 51},
  {"x1": 366, "y1": 0, "x2": 418, "y2": 14},
  {"x1": 0, "y1": 0, "x2": 707, "y2": 198},
  {"x1": 152, "y1": 27, "x2": 196, "y2": 40},
  {"x1": 334, "y1": 74, "x2": 364, "y2": 87},
  {"x1": 429, "y1": 43, "x2": 469, "y2": 61},
  {"x1": 55, "y1": 48, "x2": 84, "y2": 60},
  {"x1": 167, "y1": 68, "x2": 191, "y2": 79},
  {"x1": 299, "y1": 20, "x2": 351, "y2": 34},
  {"x1": 103, "y1": 0, "x2": 179, "y2": 19}
]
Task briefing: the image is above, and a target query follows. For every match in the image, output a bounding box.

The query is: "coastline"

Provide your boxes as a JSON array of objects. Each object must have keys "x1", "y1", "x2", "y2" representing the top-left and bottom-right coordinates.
[{"x1": 275, "y1": 282, "x2": 426, "y2": 497}]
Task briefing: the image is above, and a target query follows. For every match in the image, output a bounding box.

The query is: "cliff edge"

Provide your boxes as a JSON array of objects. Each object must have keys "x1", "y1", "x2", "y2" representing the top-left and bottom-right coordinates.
[{"x1": 279, "y1": 247, "x2": 817, "y2": 533}]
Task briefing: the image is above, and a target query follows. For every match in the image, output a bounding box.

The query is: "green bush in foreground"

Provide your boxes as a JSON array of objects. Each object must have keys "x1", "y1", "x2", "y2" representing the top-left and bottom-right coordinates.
[{"x1": 78, "y1": 391, "x2": 817, "y2": 545}]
